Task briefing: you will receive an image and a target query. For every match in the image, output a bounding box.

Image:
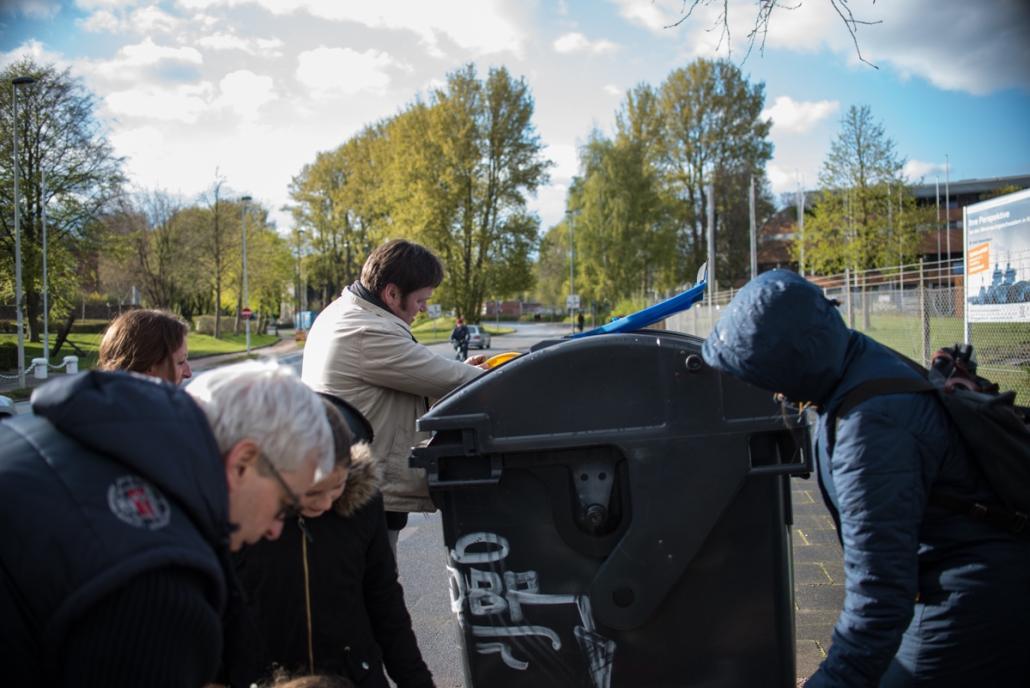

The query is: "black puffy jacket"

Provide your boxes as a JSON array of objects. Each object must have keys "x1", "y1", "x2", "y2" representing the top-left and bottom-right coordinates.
[{"x1": 230, "y1": 448, "x2": 434, "y2": 688}]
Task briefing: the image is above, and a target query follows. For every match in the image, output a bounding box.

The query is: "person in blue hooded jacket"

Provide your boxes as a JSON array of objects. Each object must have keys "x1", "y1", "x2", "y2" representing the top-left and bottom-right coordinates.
[{"x1": 702, "y1": 270, "x2": 1030, "y2": 687}]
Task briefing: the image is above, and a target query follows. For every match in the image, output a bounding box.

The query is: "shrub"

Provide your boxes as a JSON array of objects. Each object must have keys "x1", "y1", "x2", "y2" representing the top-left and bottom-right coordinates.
[
  {"x1": 194, "y1": 315, "x2": 216, "y2": 335},
  {"x1": 0, "y1": 342, "x2": 17, "y2": 370},
  {"x1": 70, "y1": 319, "x2": 112, "y2": 334}
]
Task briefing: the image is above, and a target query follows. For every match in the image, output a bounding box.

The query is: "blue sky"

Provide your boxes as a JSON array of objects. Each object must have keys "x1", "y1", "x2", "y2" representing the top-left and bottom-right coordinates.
[{"x1": 3, "y1": 0, "x2": 1029, "y2": 233}]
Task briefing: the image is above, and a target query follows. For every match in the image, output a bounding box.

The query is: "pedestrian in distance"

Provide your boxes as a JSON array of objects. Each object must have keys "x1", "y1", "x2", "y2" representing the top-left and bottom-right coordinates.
[
  {"x1": 0, "y1": 360, "x2": 334, "y2": 688},
  {"x1": 576, "y1": 311, "x2": 585, "y2": 333},
  {"x1": 229, "y1": 393, "x2": 434, "y2": 688},
  {"x1": 450, "y1": 317, "x2": 470, "y2": 360},
  {"x1": 302, "y1": 238, "x2": 487, "y2": 554},
  {"x1": 97, "y1": 308, "x2": 192, "y2": 384},
  {"x1": 702, "y1": 269, "x2": 1030, "y2": 687}
]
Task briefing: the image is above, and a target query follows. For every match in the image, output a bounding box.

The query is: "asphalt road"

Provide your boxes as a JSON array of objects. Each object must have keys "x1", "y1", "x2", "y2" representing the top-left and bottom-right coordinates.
[{"x1": 287, "y1": 322, "x2": 571, "y2": 688}]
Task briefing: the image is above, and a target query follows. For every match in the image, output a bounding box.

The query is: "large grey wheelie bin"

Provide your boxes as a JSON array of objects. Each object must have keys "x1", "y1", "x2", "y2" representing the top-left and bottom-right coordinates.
[{"x1": 410, "y1": 329, "x2": 812, "y2": 688}]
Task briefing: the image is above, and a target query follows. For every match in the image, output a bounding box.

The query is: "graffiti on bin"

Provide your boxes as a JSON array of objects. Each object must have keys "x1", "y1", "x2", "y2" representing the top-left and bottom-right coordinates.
[{"x1": 447, "y1": 531, "x2": 617, "y2": 688}]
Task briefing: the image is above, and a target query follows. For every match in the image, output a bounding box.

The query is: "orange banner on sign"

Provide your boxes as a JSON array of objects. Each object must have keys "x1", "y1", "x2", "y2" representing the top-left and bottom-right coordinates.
[{"x1": 967, "y1": 242, "x2": 990, "y2": 275}]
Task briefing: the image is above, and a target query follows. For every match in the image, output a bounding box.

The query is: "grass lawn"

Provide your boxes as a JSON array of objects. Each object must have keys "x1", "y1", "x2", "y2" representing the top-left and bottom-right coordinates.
[
  {"x1": 0, "y1": 331, "x2": 280, "y2": 376},
  {"x1": 850, "y1": 312, "x2": 1030, "y2": 404}
]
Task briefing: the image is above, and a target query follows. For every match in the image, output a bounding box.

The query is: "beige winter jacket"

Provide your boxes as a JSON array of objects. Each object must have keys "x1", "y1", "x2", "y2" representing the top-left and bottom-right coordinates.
[{"x1": 301, "y1": 290, "x2": 482, "y2": 513}]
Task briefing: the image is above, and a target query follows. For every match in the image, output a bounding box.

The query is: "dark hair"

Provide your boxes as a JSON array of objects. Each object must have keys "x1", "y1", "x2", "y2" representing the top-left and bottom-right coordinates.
[
  {"x1": 360, "y1": 239, "x2": 444, "y2": 298},
  {"x1": 320, "y1": 398, "x2": 355, "y2": 470},
  {"x1": 97, "y1": 309, "x2": 188, "y2": 381},
  {"x1": 317, "y1": 392, "x2": 374, "y2": 444}
]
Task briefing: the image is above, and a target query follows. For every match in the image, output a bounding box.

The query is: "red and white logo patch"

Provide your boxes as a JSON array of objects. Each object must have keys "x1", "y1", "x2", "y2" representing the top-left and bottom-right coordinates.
[{"x1": 107, "y1": 475, "x2": 171, "y2": 530}]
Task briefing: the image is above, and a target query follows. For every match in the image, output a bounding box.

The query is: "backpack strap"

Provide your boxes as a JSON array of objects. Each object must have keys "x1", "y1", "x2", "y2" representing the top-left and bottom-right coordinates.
[
  {"x1": 828, "y1": 377, "x2": 936, "y2": 451},
  {"x1": 836, "y1": 378, "x2": 936, "y2": 418}
]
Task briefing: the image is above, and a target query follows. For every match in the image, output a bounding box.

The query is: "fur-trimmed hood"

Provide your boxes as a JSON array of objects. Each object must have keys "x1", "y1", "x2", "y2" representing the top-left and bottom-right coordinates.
[{"x1": 334, "y1": 441, "x2": 382, "y2": 518}]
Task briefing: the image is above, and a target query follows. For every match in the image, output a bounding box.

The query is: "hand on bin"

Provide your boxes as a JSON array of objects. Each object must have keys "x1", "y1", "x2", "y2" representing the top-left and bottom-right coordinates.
[{"x1": 465, "y1": 354, "x2": 488, "y2": 369}]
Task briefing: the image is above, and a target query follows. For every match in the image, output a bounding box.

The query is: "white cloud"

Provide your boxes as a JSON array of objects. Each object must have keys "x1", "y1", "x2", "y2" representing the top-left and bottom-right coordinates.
[
  {"x1": 131, "y1": 5, "x2": 180, "y2": 32},
  {"x1": 74, "y1": 0, "x2": 138, "y2": 8},
  {"x1": 192, "y1": 12, "x2": 219, "y2": 28},
  {"x1": 109, "y1": 124, "x2": 166, "y2": 170},
  {"x1": 79, "y1": 9, "x2": 121, "y2": 31},
  {"x1": 619, "y1": 0, "x2": 1030, "y2": 95},
  {"x1": 529, "y1": 183, "x2": 570, "y2": 230},
  {"x1": 80, "y1": 4, "x2": 179, "y2": 32},
  {"x1": 545, "y1": 143, "x2": 579, "y2": 183},
  {"x1": 553, "y1": 32, "x2": 619, "y2": 55},
  {"x1": 0, "y1": 39, "x2": 69, "y2": 70},
  {"x1": 105, "y1": 82, "x2": 213, "y2": 123},
  {"x1": 8, "y1": 0, "x2": 61, "y2": 19},
  {"x1": 603, "y1": 84, "x2": 622, "y2": 96},
  {"x1": 195, "y1": 32, "x2": 283, "y2": 56},
  {"x1": 195, "y1": 32, "x2": 250, "y2": 51},
  {"x1": 761, "y1": 96, "x2": 839, "y2": 134},
  {"x1": 904, "y1": 159, "x2": 946, "y2": 182},
  {"x1": 215, "y1": 70, "x2": 276, "y2": 118},
  {"x1": 765, "y1": 164, "x2": 797, "y2": 195},
  {"x1": 119, "y1": 37, "x2": 201, "y2": 65},
  {"x1": 296, "y1": 47, "x2": 401, "y2": 98},
  {"x1": 866, "y1": 6, "x2": 1030, "y2": 95},
  {"x1": 610, "y1": 0, "x2": 678, "y2": 33},
  {"x1": 191, "y1": 0, "x2": 528, "y2": 57},
  {"x1": 81, "y1": 37, "x2": 203, "y2": 83}
]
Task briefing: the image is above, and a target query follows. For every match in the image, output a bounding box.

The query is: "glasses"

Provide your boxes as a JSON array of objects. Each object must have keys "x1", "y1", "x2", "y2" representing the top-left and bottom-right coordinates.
[{"x1": 256, "y1": 451, "x2": 302, "y2": 521}]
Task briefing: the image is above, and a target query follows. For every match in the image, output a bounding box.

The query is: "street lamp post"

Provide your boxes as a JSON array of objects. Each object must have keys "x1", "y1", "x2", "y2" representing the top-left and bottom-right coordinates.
[
  {"x1": 240, "y1": 195, "x2": 252, "y2": 353},
  {"x1": 42, "y1": 156, "x2": 49, "y2": 366},
  {"x1": 567, "y1": 210, "x2": 575, "y2": 334},
  {"x1": 11, "y1": 75, "x2": 36, "y2": 389},
  {"x1": 294, "y1": 228, "x2": 306, "y2": 326}
]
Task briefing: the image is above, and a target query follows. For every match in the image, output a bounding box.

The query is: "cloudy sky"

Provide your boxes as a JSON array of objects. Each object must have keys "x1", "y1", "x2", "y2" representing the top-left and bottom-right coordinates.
[{"x1": 3, "y1": 0, "x2": 1029, "y2": 234}]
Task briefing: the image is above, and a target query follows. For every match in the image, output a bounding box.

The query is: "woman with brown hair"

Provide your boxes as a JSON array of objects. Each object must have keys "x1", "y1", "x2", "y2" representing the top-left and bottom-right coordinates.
[{"x1": 97, "y1": 309, "x2": 192, "y2": 384}]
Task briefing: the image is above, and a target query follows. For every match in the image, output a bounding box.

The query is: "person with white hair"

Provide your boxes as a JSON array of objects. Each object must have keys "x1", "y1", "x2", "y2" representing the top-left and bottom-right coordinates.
[{"x1": 0, "y1": 360, "x2": 333, "y2": 688}]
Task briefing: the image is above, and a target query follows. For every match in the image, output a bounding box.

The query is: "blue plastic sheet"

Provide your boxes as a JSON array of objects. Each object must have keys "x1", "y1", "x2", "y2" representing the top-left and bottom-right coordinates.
[{"x1": 572, "y1": 278, "x2": 707, "y2": 339}]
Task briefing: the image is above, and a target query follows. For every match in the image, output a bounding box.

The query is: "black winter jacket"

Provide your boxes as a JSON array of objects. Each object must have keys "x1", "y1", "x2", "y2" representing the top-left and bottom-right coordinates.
[
  {"x1": 0, "y1": 371, "x2": 234, "y2": 687},
  {"x1": 230, "y1": 448, "x2": 434, "y2": 688}
]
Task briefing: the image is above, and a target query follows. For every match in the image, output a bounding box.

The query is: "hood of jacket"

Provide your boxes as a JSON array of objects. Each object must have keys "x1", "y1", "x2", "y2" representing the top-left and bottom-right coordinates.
[
  {"x1": 31, "y1": 370, "x2": 230, "y2": 547},
  {"x1": 334, "y1": 442, "x2": 382, "y2": 518},
  {"x1": 701, "y1": 270, "x2": 851, "y2": 405}
]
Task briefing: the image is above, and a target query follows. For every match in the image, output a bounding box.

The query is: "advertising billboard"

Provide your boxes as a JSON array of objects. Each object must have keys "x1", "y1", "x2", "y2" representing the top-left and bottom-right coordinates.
[{"x1": 964, "y1": 188, "x2": 1030, "y2": 323}]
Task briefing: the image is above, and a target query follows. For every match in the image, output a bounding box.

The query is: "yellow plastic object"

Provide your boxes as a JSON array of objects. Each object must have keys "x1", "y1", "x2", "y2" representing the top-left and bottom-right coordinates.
[{"x1": 485, "y1": 351, "x2": 521, "y2": 369}]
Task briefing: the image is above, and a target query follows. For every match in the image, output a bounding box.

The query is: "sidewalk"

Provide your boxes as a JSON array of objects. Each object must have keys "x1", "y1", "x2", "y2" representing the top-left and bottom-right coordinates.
[{"x1": 791, "y1": 475, "x2": 845, "y2": 682}]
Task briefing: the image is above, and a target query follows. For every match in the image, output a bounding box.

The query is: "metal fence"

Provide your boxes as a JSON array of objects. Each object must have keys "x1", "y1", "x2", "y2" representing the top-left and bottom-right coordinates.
[{"x1": 666, "y1": 259, "x2": 1030, "y2": 405}]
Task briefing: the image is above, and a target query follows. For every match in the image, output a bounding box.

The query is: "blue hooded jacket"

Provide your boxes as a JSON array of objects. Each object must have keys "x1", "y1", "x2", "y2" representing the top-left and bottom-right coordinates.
[{"x1": 702, "y1": 270, "x2": 1030, "y2": 687}]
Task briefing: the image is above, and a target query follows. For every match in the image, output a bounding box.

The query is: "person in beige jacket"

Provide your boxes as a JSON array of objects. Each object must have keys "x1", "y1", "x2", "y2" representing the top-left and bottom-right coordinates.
[{"x1": 302, "y1": 239, "x2": 485, "y2": 552}]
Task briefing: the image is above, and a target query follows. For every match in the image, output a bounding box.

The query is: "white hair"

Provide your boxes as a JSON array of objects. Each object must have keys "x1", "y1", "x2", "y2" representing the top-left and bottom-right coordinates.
[{"x1": 185, "y1": 359, "x2": 333, "y2": 480}]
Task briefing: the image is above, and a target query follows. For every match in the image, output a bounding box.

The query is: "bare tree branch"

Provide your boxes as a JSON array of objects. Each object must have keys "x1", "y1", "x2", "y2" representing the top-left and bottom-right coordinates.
[{"x1": 664, "y1": 0, "x2": 883, "y2": 68}]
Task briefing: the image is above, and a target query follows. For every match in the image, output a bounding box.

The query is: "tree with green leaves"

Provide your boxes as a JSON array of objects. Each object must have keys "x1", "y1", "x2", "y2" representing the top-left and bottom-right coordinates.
[
  {"x1": 533, "y1": 221, "x2": 572, "y2": 309},
  {"x1": 558, "y1": 58, "x2": 773, "y2": 310},
  {"x1": 391, "y1": 64, "x2": 549, "y2": 320},
  {"x1": 101, "y1": 190, "x2": 209, "y2": 319},
  {"x1": 796, "y1": 104, "x2": 925, "y2": 274},
  {"x1": 567, "y1": 129, "x2": 676, "y2": 309},
  {"x1": 657, "y1": 58, "x2": 773, "y2": 287},
  {"x1": 287, "y1": 125, "x2": 387, "y2": 309},
  {"x1": 0, "y1": 58, "x2": 125, "y2": 339},
  {"x1": 201, "y1": 173, "x2": 236, "y2": 338}
]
